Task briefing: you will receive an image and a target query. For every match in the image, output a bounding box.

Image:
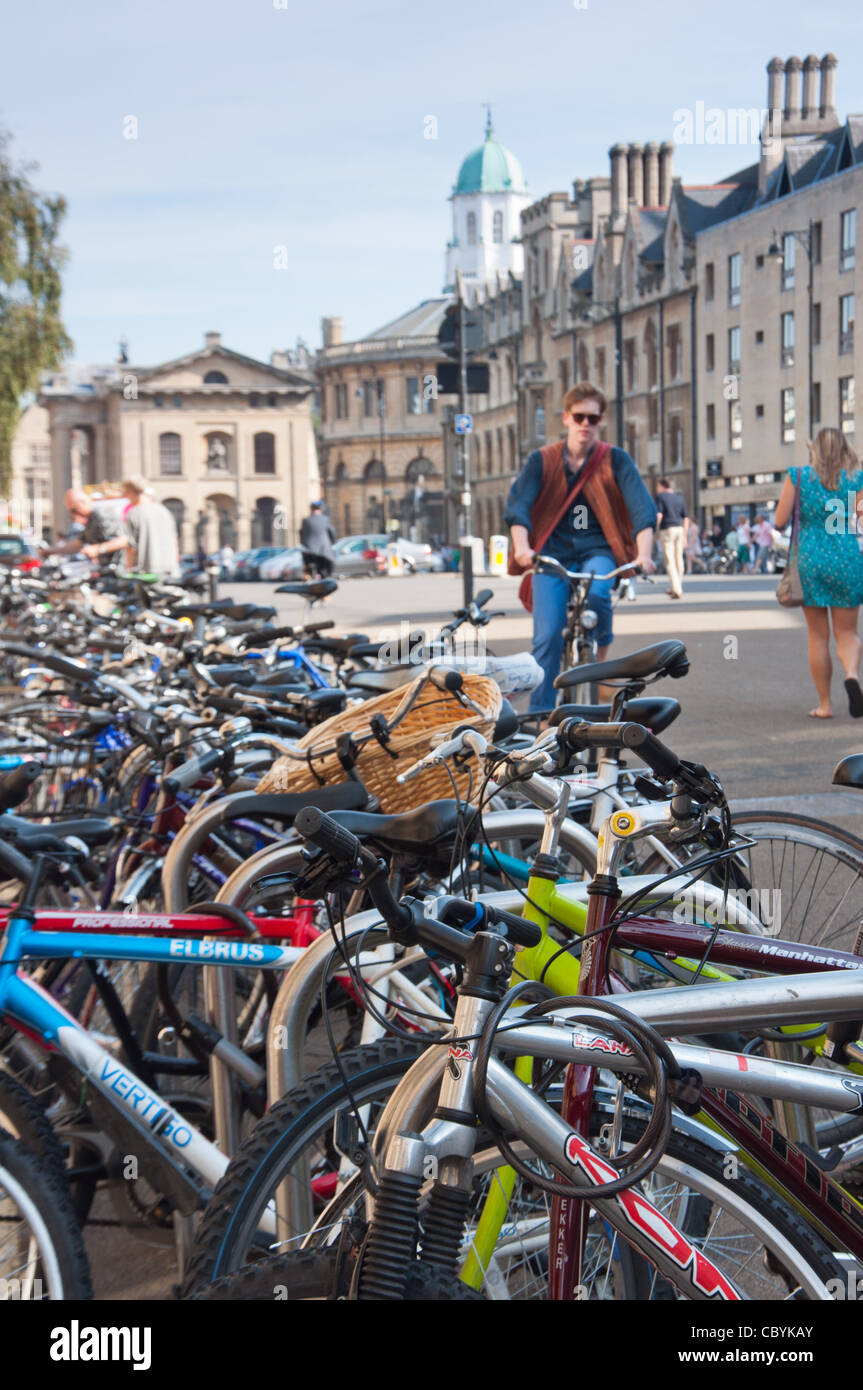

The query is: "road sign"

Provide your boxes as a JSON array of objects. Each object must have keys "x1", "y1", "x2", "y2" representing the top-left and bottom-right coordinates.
[{"x1": 455, "y1": 414, "x2": 473, "y2": 435}]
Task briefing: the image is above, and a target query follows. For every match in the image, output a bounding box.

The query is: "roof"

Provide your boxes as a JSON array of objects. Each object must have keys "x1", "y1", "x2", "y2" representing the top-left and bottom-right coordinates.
[
  {"x1": 366, "y1": 297, "x2": 453, "y2": 340},
  {"x1": 638, "y1": 208, "x2": 667, "y2": 263},
  {"x1": 676, "y1": 183, "x2": 759, "y2": 236},
  {"x1": 453, "y1": 121, "x2": 528, "y2": 196}
]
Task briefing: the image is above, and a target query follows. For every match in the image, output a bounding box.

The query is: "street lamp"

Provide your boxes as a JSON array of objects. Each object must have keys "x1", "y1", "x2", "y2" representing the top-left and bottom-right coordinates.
[
  {"x1": 768, "y1": 223, "x2": 814, "y2": 438},
  {"x1": 578, "y1": 296, "x2": 624, "y2": 447}
]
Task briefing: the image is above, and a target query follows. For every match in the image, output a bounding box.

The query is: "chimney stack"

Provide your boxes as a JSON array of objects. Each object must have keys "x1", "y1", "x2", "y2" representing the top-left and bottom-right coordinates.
[
  {"x1": 766, "y1": 56, "x2": 784, "y2": 113},
  {"x1": 627, "y1": 143, "x2": 644, "y2": 207},
  {"x1": 802, "y1": 54, "x2": 819, "y2": 119},
  {"x1": 643, "y1": 142, "x2": 659, "y2": 205},
  {"x1": 205, "y1": 331, "x2": 221, "y2": 349},
  {"x1": 609, "y1": 143, "x2": 629, "y2": 223},
  {"x1": 658, "y1": 141, "x2": 674, "y2": 205},
  {"x1": 819, "y1": 53, "x2": 838, "y2": 119},
  {"x1": 784, "y1": 56, "x2": 803, "y2": 120},
  {"x1": 321, "y1": 316, "x2": 343, "y2": 348}
]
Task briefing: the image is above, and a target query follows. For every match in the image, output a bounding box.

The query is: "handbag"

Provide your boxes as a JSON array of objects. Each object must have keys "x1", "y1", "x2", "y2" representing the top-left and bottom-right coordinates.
[
  {"x1": 776, "y1": 471, "x2": 804, "y2": 607},
  {"x1": 517, "y1": 445, "x2": 610, "y2": 613}
]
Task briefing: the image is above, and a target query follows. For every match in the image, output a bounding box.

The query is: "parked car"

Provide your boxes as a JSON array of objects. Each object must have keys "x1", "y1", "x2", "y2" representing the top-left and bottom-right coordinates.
[
  {"x1": 332, "y1": 534, "x2": 389, "y2": 577},
  {"x1": 259, "y1": 548, "x2": 303, "y2": 581},
  {"x1": 386, "y1": 538, "x2": 444, "y2": 574},
  {"x1": 0, "y1": 535, "x2": 42, "y2": 572},
  {"x1": 235, "y1": 547, "x2": 285, "y2": 581}
]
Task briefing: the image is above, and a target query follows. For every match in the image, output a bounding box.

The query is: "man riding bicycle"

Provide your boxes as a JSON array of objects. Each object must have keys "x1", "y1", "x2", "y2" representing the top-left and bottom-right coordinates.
[{"x1": 505, "y1": 382, "x2": 656, "y2": 711}]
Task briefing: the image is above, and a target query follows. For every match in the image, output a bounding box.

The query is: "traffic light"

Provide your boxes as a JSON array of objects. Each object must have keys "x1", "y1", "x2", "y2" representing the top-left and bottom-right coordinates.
[
  {"x1": 437, "y1": 303, "x2": 484, "y2": 359},
  {"x1": 435, "y1": 361, "x2": 490, "y2": 396}
]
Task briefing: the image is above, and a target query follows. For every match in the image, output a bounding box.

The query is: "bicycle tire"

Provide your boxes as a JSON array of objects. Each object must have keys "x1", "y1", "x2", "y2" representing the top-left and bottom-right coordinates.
[
  {"x1": 0, "y1": 1130, "x2": 93, "y2": 1300},
  {"x1": 190, "y1": 1251, "x2": 484, "y2": 1300}
]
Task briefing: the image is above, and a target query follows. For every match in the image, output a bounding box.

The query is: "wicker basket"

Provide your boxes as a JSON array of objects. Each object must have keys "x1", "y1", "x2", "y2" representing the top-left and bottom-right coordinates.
[{"x1": 255, "y1": 667, "x2": 502, "y2": 812}]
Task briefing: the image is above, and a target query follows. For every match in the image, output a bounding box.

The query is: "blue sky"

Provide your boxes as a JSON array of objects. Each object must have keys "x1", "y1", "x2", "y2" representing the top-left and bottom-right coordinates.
[{"x1": 3, "y1": 0, "x2": 858, "y2": 367}]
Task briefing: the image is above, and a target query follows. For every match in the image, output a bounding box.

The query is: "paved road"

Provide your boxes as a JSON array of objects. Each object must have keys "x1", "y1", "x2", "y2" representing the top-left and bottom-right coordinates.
[{"x1": 88, "y1": 568, "x2": 863, "y2": 1296}]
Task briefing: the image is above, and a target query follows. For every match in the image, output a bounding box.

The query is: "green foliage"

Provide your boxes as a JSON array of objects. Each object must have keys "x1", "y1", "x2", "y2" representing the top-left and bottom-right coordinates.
[{"x1": 0, "y1": 132, "x2": 72, "y2": 490}]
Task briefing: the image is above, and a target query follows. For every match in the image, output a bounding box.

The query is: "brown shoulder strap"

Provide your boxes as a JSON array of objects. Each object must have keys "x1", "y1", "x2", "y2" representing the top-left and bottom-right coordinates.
[{"x1": 532, "y1": 441, "x2": 610, "y2": 554}]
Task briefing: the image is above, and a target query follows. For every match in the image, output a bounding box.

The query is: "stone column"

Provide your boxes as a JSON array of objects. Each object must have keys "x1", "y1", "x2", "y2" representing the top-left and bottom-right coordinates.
[
  {"x1": 802, "y1": 55, "x2": 819, "y2": 120},
  {"x1": 659, "y1": 141, "x2": 674, "y2": 205},
  {"x1": 643, "y1": 142, "x2": 659, "y2": 205},
  {"x1": 766, "y1": 56, "x2": 784, "y2": 113},
  {"x1": 784, "y1": 56, "x2": 802, "y2": 121},
  {"x1": 820, "y1": 53, "x2": 838, "y2": 119},
  {"x1": 627, "y1": 143, "x2": 644, "y2": 207}
]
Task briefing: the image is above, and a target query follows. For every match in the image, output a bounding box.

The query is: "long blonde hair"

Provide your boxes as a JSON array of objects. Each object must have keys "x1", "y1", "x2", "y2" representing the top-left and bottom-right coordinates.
[{"x1": 808, "y1": 428, "x2": 858, "y2": 491}]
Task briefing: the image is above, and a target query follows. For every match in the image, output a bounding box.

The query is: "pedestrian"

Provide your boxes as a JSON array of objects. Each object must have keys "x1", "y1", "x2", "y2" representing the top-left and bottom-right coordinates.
[
  {"x1": 655, "y1": 478, "x2": 689, "y2": 598},
  {"x1": 219, "y1": 542, "x2": 234, "y2": 578},
  {"x1": 506, "y1": 381, "x2": 657, "y2": 712},
  {"x1": 121, "y1": 475, "x2": 181, "y2": 581},
  {"x1": 684, "y1": 520, "x2": 703, "y2": 575},
  {"x1": 299, "y1": 501, "x2": 335, "y2": 579},
  {"x1": 41, "y1": 488, "x2": 127, "y2": 568},
  {"x1": 773, "y1": 427, "x2": 863, "y2": 719},
  {"x1": 710, "y1": 520, "x2": 725, "y2": 547},
  {"x1": 736, "y1": 516, "x2": 754, "y2": 572},
  {"x1": 753, "y1": 514, "x2": 774, "y2": 574}
]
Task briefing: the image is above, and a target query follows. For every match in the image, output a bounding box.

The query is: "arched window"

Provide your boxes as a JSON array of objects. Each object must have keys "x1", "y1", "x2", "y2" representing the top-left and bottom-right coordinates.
[
  {"x1": 467, "y1": 212, "x2": 477, "y2": 246},
  {"x1": 159, "y1": 432, "x2": 182, "y2": 476},
  {"x1": 164, "y1": 498, "x2": 185, "y2": 549},
  {"x1": 577, "y1": 343, "x2": 589, "y2": 380},
  {"x1": 254, "y1": 432, "x2": 276, "y2": 474},
  {"x1": 645, "y1": 319, "x2": 658, "y2": 390},
  {"x1": 492, "y1": 210, "x2": 503, "y2": 244},
  {"x1": 204, "y1": 370, "x2": 228, "y2": 384},
  {"x1": 406, "y1": 456, "x2": 434, "y2": 484},
  {"x1": 364, "y1": 457, "x2": 385, "y2": 485}
]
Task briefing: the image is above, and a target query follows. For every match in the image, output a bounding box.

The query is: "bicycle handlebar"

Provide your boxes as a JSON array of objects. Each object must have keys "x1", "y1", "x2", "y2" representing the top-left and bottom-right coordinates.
[{"x1": 0, "y1": 760, "x2": 42, "y2": 813}]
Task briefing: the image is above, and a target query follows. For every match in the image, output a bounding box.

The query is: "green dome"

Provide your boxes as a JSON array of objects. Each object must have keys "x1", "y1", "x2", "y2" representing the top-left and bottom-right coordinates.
[{"x1": 453, "y1": 123, "x2": 528, "y2": 196}]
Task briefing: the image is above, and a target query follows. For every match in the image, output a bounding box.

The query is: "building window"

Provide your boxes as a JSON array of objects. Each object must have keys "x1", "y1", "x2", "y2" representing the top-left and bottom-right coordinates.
[
  {"x1": 813, "y1": 302, "x2": 821, "y2": 346},
  {"x1": 172, "y1": 395, "x2": 182, "y2": 408},
  {"x1": 154, "y1": 395, "x2": 164, "y2": 409},
  {"x1": 249, "y1": 392, "x2": 260, "y2": 409},
  {"x1": 782, "y1": 387, "x2": 796, "y2": 443},
  {"x1": 812, "y1": 220, "x2": 822, "y2": 265},
  {"x1": 159, "y1": 432, "x2": 182, "y2": 476},
  {"x1": 840, "y1": 377, "x2": 855, "y2": 435},
  {"x1": 813, "y1": 382, "x2": 821, "y2": 423},
  {"x1": 406, "y1": 377, "x2": 421, "y2": 415},
  {"x1": 755, "y1": 403, "x2": 765, "y2": 418},
  {"x1": 841, "y1": 209, "x2": 856, "y2": 272},
  {"x1": 624, "y1": 338, "x2": 638, "y2": 391},
  {"x1": 534, "y1": 399, "x2": 546, "y2": 443},
  {"x1": 625, "y1": 422, "x2": 639, "y2": 465},
  {"x1": 493, "y1": 210, "x2": 503, "y2": 244},
  {"x1": 253, "y1": 432, "x2": 276, "y2": 474},
  {"x1": 423, "y1": 384, "x2": 435, "y2": 415},
  {"x1": 706, "y1": 403, "x2": 716, "y2": 439},
  {"x1": 728, "y1": 326, "x2": 741, "y2": 373},
  {"x1": 705, "y1": 333, "x2": 715, "y2": 372},
  {"x1": 667, "y1": 323, "x2": 682, "y2": 381},
  {"x1": 728, "y1": 253, "x2": 741, "y2": 307},
  {"x1": 595, "y1": 347, "x2": 606, "y2": 388},
  {"x1": 467, "y1": 212, "x2": 477, "y2": 246},
  {"x1": 755, "y1": 253, "x2": 764, "y2": 269},
  {"x1": 204, "y1": 370, "x2": 228, "y2": 384},
  {"x1": 376, "y1": 379, "x2": 385, "y2": 415},
  {"x1": 705, "y1": 262, "x2": 715, "y2": 301},
  {"x1": 577, "y1": 342, "x2": 589, "y2": 381},
  {"x1": 363, "y1": 380, "x2": 374, "y2": 417},
  {"x1": 669, "y1": 415, "x2": 683, "y2": 466},
  {"x1": 164, "y1": 498, "x2": 185, "y2": 549},
  {"x1": 781, "y1": 312, "x2": 794, "y2": 366},
  {"x1": 755, "y1": 329, "x2": 764, "y2": 344},
  {"x1": 267, "y1": 393, "x2": 277, "y2": 408},
  {"x1": 840, "y1": 293, "x2": 855, "y2": 354},
  {"x1": 645, "y1": 320, "x2": 658, "y2": 388},
  {"x1": 781, "y1": 234, "x2": 795, "y2": 290},
  {"x1": 729, "y1": 400, "x2": 742, "y2": 451},
  {"x1": 648, "y1": 396, "x2": 659, "y2": 437}
]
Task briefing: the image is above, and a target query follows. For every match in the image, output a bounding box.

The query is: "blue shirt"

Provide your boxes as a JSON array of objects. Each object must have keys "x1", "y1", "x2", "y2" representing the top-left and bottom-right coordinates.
[{"x1": 504, "y1": 444, "x2": 656, "y2": 566}]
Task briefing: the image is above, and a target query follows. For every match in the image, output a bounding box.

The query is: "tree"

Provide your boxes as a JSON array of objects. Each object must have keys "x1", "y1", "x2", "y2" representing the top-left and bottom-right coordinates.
[{"x1": 0, "y1": 132, "x2": 72, "y2": 491}]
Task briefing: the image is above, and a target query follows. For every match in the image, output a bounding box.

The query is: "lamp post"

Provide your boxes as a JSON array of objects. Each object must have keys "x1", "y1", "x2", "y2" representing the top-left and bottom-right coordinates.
[
  {"x1": 578, "y1": 296, "x2": 624, "y2": 446},
  {"x1": 768, "y1": 223, "x2": 815, "y2": 439}
]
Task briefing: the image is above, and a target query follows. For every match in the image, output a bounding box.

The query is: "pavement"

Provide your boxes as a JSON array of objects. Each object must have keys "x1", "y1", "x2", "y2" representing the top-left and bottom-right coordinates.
[{"x1": 88, "y1": 568, "x2": 863, "y2": 1296}]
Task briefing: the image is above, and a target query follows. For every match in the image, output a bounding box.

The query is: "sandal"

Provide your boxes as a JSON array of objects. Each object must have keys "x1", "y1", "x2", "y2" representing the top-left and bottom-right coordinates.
[{"x1": 845, "y1": 678, "x2": 863, "y2": 718}]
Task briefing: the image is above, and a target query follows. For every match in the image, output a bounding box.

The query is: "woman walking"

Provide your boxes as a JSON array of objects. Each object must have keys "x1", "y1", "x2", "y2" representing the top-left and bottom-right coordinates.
[{"x1": 774, "y1": 428, "x2": 863, "y2": 719}]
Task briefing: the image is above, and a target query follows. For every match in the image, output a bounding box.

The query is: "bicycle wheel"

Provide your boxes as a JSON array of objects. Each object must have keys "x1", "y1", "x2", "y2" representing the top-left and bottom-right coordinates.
[{"x1": 0, "y1": 1131, "x2": 92, "y2": 1300}]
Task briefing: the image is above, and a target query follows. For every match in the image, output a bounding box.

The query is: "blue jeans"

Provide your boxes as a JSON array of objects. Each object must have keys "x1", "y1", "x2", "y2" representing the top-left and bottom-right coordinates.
[{"x1": 529, "y1": 555, "x2": 617, "y2": 712}]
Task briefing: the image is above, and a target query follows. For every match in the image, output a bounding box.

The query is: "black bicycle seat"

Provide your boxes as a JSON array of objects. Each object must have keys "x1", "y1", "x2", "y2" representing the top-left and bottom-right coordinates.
[
  {"x1": 550, "y1": 696, "x2": 681, "y2": 736},
  {"x1": 555, "y1": 640, "x2": 689, "y2": 690},
  {"x1": 327, "y1": 800, "x2": 473, "y2": 853},
  {"x1": 275, "y1": 580, "x2": 338, "y2": 601}
]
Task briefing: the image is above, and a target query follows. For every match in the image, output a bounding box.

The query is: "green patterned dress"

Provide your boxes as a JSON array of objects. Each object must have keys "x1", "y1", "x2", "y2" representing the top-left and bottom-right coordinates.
[{"x1": 790, "y1": 465, "x2": 863, "y2": 608}]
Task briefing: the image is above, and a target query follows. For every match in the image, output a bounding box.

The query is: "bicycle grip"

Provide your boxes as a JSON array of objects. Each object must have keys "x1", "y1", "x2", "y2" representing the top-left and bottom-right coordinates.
[
  {"x1": 486, "y1": 905, "x2": 542, "y2": 949},
  {"x1": 164, "y1": 746, "x2": 224, "y2": 794},
  {"x1": 0, "y1": 760, "x2": 42, "y2": 812},
  {"x1": 620, "y1": 725, "x2": 681, "y2": 781},
  {"x1": 294, "y1": 806, "x2": 360, "y2": 864}
]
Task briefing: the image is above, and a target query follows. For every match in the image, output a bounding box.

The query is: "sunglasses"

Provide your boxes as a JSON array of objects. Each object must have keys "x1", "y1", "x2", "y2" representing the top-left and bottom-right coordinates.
[{"x1": 569, "y1": 411, "x2": 602, "y2": 426}]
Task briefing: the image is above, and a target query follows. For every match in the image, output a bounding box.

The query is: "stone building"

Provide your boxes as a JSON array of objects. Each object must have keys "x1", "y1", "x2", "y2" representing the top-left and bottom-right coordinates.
[
  {"x1": 38, "y1": 333, "x2": 317, "y2": 552},
  {"x1": 8, "y1": 403, "x2": 53, "y2": 537}
]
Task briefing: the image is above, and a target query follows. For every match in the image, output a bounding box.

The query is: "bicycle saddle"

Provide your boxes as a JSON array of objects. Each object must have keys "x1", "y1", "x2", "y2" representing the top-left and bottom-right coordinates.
[
  {"x1": 550, "y1": 696, "x2": 681, "y2": 736},
  {"x1": 0, "y1": 814, "x2": 117, "y2": 849},
  {"x1": 554, "y1": 640, "x2": 689, "y2": 690},
  {"x1": 345, "y1": 667, "x2": 417, "y2": 695},
  {"x1": 832, "y1": 754, "x2": 863, "y2": 789},
  {"x1": 326, "y1": 800, "x2": 472, "y2": 853},
  {"x1": 275, "y1": 580, "x2": 338, "y2": 601}
]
